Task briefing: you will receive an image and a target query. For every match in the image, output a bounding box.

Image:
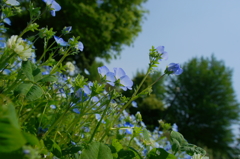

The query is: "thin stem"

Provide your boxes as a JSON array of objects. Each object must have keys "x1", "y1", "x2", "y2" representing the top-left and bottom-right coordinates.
[{"x1": 89, "y1": 91, "x2": 114, "y2": 143}]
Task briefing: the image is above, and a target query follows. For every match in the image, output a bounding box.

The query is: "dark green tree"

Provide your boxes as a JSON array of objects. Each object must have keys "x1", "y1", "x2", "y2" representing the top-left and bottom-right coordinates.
[
  {"x1": 164, "y1": 55, "x2": 239, "y2": 158},
  {"x1": 9, "y1": 0, "x2": 148, "y2": 79}
]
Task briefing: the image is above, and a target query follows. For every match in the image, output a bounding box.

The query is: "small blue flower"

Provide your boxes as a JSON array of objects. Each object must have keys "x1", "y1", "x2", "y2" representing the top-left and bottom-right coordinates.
[
  {"x1": 42, "y1": 66, "x2": 51, "y2": 75},
  {"x1": 131, "y1": 101, "x2": 138, "y2": 108},
  {"x1": 156, "y1": 46, "x2": 168, "y2": 61},
  {"x1": 75, "y1": 89, "x2": 88, "y2": 102},
  {"x1": 50, "y1": 105, "x2": 56, "y2": 109},
  {"x1": 98, "y1": 66, "x2": 116, "y2": 86},
  {"x1": 167, "y1": 63, "x2": 183, "y2": 75},
  {"x1": 3, "y1": 18, "x2": 11, "y2": 26},
  {"x1": 114, "y1": 68, "x2": 133, "y2": 91},
  {"x1": 63, "y1": 26, "x2": 72, "y2": 34},
  {"x1": 23, "y1": 149, "x2": 30, "y2": 154},
  {"x1": 42, "y1": 0, "x2": 61, "y2": 17},
  {"x1": 1, "y1": 13, "x2": 11, "y2": 26},
  {"x1": 77, "y1": 42, "x2": 84, "y2": 51},
  {"x1": 54, "y1": 36, "x2": 68, "y2": 46},
  {"x1": 172, "y1": 123, "x2": 178, "y2": 132},
  {"x1": 124, "y1": 122, "x2": 134, "y2": 134},
  {"x1": 37, "y1": 127, "x2": 48, "y2": 136},
  {"x1": 73, "y1": 108, "x2": 80, "y2": 114},
  {"x1": 83, "y1": 85, "x2": 91, "y2": 95},
  {"x1": 0, "y1": 37, "x2": 6, "y2": 48}
]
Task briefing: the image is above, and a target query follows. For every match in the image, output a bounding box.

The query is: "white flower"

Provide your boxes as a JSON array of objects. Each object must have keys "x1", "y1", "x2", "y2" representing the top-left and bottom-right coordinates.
[
  {"x1": 192, "y1": 153, "x2": 209, "y2": 159},
  {"x1": 65, "y1": 62, "x2": 75, "y2": 72},
  {"x1": 7, "y1": 35, "x2": 33, "y2": 61}
]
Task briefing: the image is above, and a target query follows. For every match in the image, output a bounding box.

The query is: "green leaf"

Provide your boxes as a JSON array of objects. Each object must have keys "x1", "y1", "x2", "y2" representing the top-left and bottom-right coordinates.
[
  {"x1": 109, "y1": 139, "x2": 123, "y2": 158},
  {"x1": 111, "y1": 139, "x2": 122, "y2": 152},
  {"x1": 38, "y1": 75, "x2": 57, "y2": 83},
  {"x1": 22, "y1": 132, "x2": 40, "y2": 147},
  {"x1": 181, "y1": 144, "x2": 206, "y2": 156},
  {"x1": 0, "y1": 95, "x2": 20, "y2": 129},
  {"x1": 142, "y1": 128, "x2": 150, "y2": 141},
  {"x1": 0, "y1": 96, "x2": 26, "y2": 152},
  {"x1": 14, "y1": 82, "x2": 43, "y2": 101},
  {"x1": 171, "y1": 138, "x2": 181, "y2": 154},
  {"x1": 0, "y1": 121, "x2": 26, "y2": 153},
  {"x1": 22, "y1": 61, "x2": 34, "y2": 81},
  {"x1": 170, "y1": 131, "x2": 188, "y2": 153},
  {"x1": 80, "y1": 142, "x2": 113, "y2": 159},
  {"x1": 147, "y1": 148, "x2": 176, "y2": 159},
  {"x1": 33, "y1": 68, "x2": 43, "y2": 82},
  {"x1": 44, "y1": 138, "x2": 62, "y2": 158},
  {"x1": 62, "y1": 147, "x2": 82, "y2": 156},
  {"x1": 118, "y1": 149, "x2": 136, "y2": 159}
]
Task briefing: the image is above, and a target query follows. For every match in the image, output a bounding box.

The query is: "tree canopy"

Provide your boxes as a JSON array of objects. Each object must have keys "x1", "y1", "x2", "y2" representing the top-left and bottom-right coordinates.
[
  {"x1": 9, "y1": 0, "x2": 148, "y2": 77},
  {"x1": 127, "y1": 56, "x2": 240, "y2": 158},
  {"x1": 164, "y1": 55, "x2": 239, "y2": 158}
]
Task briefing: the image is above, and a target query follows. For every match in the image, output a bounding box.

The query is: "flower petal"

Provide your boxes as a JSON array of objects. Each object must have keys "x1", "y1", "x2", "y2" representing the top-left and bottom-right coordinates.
[
  {"x1": 98, "y1": 66, "x2": 110, "y2": 76},
  {"x1": 106, "y1": 72, "x2": 116, "y2": 86},
  {"x1": 119, "y1": 75, "x2": 133, "y2": 90},
  {"x1": 54, "y1": 36, "x2": 68, "y2": 46},
  {"x1": 77, "y1": 42, "x2": 84, "y2": 51},
  {"x1": 114, "y1": 68, "x2": 126, "y2": 79}
]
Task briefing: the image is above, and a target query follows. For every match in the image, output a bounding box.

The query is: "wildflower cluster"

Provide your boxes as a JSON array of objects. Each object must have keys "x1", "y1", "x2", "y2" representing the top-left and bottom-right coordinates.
[{"x1": 0, "y1": 0, "x2": 209, "y2": 159}]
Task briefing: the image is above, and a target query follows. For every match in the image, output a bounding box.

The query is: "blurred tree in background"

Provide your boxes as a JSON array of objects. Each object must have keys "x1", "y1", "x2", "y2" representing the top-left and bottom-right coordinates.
[
  {"x1": 8, "y1": 0, "x2": 148, "y2": 79},
  {"x1": 163, "y1": 56, "x2": 239, "y2": 158},
  {"x1": 129, "y1": 56, "x2": 240, "y2": 158}
]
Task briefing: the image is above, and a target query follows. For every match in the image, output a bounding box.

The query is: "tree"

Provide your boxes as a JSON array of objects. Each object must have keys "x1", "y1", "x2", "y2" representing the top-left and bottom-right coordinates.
[
  {"x1": 9, "y1": 0, "x2": 148, "y2": 78},
  {"x1": 164, "y1": 55, "x2": 239, "y2": 158}
]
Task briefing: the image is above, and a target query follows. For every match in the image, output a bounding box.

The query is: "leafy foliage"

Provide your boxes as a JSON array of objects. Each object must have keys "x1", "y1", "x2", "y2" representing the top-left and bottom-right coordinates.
[
  {"x1": 164, "y1": 55, "x2": 240, "y2": 157},
  {"x1": 9, "y1": 0, "x2": 148, "y2": 77}
]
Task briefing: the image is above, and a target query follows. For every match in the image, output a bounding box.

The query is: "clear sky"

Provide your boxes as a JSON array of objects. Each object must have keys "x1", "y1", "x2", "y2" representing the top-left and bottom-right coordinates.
[{"x1": 103, "y1": 0, "x2": 240, "y2": 104}]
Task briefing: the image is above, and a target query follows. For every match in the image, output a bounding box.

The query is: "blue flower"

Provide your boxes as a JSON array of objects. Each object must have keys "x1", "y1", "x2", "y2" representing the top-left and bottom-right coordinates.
[
  {"x1": 63, "y1": 26, "x2": 72, "y2": 34},
  {"x1": 131, "y1": 101, "x2": 138, "y2": 108},
  {"x1": 83, "y1": 85, "x2": 91, "y2": 95},
  {"x1": 124, "y1": 122, "x2": 134, "y2": 134},
  {"x1": 0, "y1": 37, "x2": 6, "y2": 48},
  {"x1": 50, "y1": 105, "x2": 56, "y2": 109},
  {"x1": 76, "y1": 42, "x2": 84, "y2": 51},
  {"x1": 156, "y1": 46, "x2": 168, "y2": 61},
  {"x1": 54, "y1": 36, "x2": 68, "y2": 46},
  {"x1": 42, "y1": 0, "x2": 61, "y2": 17},
  {"x1": 1, "y1": 13, "x2": 11, "y2": 25},
  {"x1": 114, "y1": 68, "x2": 133, "y2": 91},
  {"x1": 167, "y1": 63, "x2": 183, "y2": 75},
  {"x1": 172, "y1": 123, "x2": 178, "y2": 132},
  {"x1": 73, "y1": 108, "x2": 80, "y2": 114},
  {"x1": 98, "y1": 66, "x2": 116, "y2": 86}
]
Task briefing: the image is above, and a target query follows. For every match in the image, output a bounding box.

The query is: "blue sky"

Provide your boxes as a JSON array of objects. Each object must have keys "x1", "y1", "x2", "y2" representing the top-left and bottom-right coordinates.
[{"x1": 103, "y1": 0, "x2": 240, "y2": 104}]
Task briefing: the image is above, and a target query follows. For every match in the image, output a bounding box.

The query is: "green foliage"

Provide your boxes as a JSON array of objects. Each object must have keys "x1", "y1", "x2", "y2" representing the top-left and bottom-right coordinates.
[
  {"x1": 10, "y1": 0, "x2": 148, "y2": 77},
  {"x1": 170, "y1": 131, "x2": 205, "y2": 156},
  {"x1": 80, "y1": 142, "x2": 113, "y2": 159},
  {"x1": 44, "y1": 138, "x2": 62, "y2": 157},
  {"x1": 0, "y1": 1, "x2": 209, "y2": 158},
  {"x1": 147, "y1": 148, "x2": 176, "y2": 159},
  {"x1": 164, "y1": 55, "x2": 240, "y2": 157},
  {"x1": 0, "y1": 95, "x2": 26, "y2": 152}
]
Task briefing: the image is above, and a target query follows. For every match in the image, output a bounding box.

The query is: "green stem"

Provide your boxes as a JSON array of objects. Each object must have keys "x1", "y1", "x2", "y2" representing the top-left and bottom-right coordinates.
[
  {"x1": 89, "y1": 91, "x2": 114, "y2": 143},
  {"x1": 42, "y1": 103, "x2": 71, "y2": 139},
  {"x1": 50, "y1": 54, "x2": 68, "y2": 75},
  {"x1": 100, "y1": 72, "x2": 166, "y2": 142}
]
